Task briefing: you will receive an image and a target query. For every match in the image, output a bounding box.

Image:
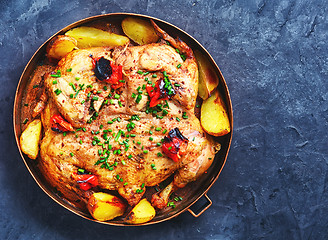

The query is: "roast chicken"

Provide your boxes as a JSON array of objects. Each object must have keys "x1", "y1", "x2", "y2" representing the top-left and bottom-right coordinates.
[{"x1": 38, "y1": 24, "x2": 218, "y2": 211}]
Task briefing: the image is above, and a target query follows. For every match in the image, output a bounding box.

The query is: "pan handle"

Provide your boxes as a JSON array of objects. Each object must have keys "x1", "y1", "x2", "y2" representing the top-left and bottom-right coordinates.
[{"x1": 187, "y1": 194, "x2": 212, "y2": 217}]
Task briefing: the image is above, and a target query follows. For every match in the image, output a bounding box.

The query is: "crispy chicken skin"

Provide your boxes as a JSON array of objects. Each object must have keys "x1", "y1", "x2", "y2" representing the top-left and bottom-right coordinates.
[{"x1": 40, "y1": 27, "x2": 216, "y2": 209}]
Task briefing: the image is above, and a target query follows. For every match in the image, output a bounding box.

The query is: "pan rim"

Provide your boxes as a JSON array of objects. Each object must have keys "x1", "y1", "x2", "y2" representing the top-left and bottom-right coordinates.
[{"x1": 13, "y1": 12, "x2": 233, "y2": 226}]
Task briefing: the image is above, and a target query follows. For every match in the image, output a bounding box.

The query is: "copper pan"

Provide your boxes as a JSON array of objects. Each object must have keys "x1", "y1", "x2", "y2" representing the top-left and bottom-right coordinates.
[{"x1": 13, "y1": 13, "x2": 233, "y2": 226}]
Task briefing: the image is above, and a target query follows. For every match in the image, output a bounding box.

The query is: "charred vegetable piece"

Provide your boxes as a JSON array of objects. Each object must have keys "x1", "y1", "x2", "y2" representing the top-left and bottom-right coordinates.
[
  {"x1": 201, "y1": 89, "x2": 230, "y2": 136},
  {"x1": 46, "y1": 35, "x2": 77, "y2": 61},
  {"x1": 162, "y1": 128, "x2": 188, "y2": 162},
  {"x1": 50, "y1": 114, "x2": 74, "y2": 132},
  {"x1": 72, "y1": 172, "x2": 99, "y2": 191},
  {"x1": 195, "y1": 50, "x2": 219, "y2": 100},
  {"x1": 88, "y1": 192, "x2": 126, "y2": 221},
  {"x1": 20, "y1": 119, "x2": 42, "y2": 159},
  {"x1": 94, "y1": 57, "x2": 112, "y2": 80},
  {"x1": 146, "y1": 78, "x2": 175, "y2": 107},
  {"x1": 122, "y1": 17, "x2": 159, "y2": 45},
  {"x1": 125, "y1": 199, "x2": 156, "y2": 224},
  {"x1": 93, "y1": 57, "x2": 124, "y2": 89}
]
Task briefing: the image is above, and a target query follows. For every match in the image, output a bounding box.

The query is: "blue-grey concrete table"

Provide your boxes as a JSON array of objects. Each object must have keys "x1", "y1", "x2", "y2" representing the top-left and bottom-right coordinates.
[{"x1": 1, "y1": 0, "x2": 327, "y2": 239}]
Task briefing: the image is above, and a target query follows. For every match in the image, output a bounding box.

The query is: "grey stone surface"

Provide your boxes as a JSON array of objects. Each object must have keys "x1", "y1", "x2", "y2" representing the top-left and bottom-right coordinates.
[{"x1": 1, "y1": 0, "x2": 327, "y2": 239}]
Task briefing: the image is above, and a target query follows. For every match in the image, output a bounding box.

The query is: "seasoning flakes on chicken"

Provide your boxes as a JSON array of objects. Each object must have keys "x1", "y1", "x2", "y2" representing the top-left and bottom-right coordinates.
[{"x1": 38, "y1": 22, "x2": 219, "y2": 219}]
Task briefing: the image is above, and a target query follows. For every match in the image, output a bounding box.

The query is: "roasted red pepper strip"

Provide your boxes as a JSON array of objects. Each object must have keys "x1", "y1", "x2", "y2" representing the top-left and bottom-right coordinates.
[
  {"x1": 162, "y1": 128, "x2": 188, "y2": 162},
  {"x1": 93, "y1": 57, "x2": 124, "y2": 89},
  {"x1": 150, "y1": 92, "x2": 169, "y2": 108},
  {"x1": 51, "y1": 114, "x2": 74, "y2": 132},
  {"x1": 162, "y1": 141, "x2": 179, "y2": 162},
  {"x1": 108, "y1": 64, "x2": 123, "y2": 86},
  {"x1": 72, "y1": 172, "x2": 98, "y2": 191},
  {"x1": 146, "y1": 85, "x2": 155, "y2": 98},
  {"x1": 146, "y1": 81, "x2": 169, "y2": 108}
]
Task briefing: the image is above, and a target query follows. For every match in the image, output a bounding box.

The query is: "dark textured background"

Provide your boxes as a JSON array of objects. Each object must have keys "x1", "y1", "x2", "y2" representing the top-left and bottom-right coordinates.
[{"x1": 1, "y1": 0, "x2": 327, "y2": 239}]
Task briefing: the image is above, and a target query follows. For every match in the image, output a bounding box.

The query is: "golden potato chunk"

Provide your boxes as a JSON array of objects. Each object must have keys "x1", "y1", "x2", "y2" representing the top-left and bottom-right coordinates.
[
  {"x1": 20, "y1": 119, "x2": 42, "y2": 159},
  {"x1": 125, "y1": 198, "x2": 156, "y2": 224},
  {"x1": 201, "y1": 89, "x2": 230, "y2": 136},
  {"x1": 46, "y1": 35, "x2": 77, "y2": 61},
  {"x1": 195, "y1": 50, "x2": 219, "y2": 100},
  {"x1": 87, "y1": 192, "x2": 126, "y2": 221},
  {"x1": 65, "y1": 26, "x2": 129, "y2": 49},
  {"x1": 122, "y1": 17, "x2": 159, "y2": 45}
]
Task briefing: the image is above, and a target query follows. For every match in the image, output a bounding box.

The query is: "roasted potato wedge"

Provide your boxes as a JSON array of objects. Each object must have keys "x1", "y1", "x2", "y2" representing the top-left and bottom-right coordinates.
[
  {"x1": 125, "y1": 199, "x2": 156, "y2": 224},
  {"x1": 46, "y1": 35, "x2": 77, "y2": 61},
  {"x1": 87, "y1": 192, "x2": 126, "y2": 221},
  {"x1": 20, "y1": 119, "x2": 42, "y2": 159},
  {"x1": 65, "y1": 26, "x2": 129, "y2": 49},
  {"x1": 195, "y1": 50, "x2": 219, "y2": 100},
  {"x1": 122, "y1": 17, "x2": 159, "y2": 45},
  {"x1": 201, "y1": 89, "x2": 230, "y2": 136}
]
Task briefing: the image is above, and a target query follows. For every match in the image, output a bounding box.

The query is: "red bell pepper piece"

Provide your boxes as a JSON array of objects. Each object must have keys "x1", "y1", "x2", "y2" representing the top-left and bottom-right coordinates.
[
  {"x1": 51, "y1": 114, "x2": 74, "y2": 132},
  {"x1": 72, "y1": 172, "x2": 98, "y2": 191},
  {"x1": 162, "y1": 128, "x2": 188, "y2": 162},
  {"x1": 146, "y1": 80, "x2": 170, "y2": 108},
  {"x1": 146, "y1": 85, "x2": 155, "y2": 98},
  {"x1": 162, "y1": 139, "x2": 180, "y2": 162},
  {"x1": 93, "y1": 57, "x2": 124, "y2": 89}
]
